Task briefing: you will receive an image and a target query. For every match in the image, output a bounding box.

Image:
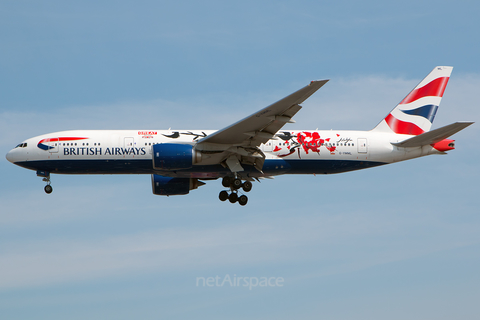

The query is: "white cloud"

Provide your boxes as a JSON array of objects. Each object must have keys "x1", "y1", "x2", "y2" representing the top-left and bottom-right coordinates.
[{"x1": 1, "y1": 206, "x2": 479, "y2": 289}]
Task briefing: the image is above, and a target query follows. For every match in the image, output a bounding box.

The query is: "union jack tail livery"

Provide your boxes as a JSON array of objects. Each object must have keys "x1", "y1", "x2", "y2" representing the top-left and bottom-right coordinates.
[{"x1": 373, "y1": 66, "x2": 453, "y2": 135}]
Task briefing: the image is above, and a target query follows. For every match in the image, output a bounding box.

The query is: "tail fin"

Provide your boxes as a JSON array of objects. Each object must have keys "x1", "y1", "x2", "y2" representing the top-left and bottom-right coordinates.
[{"x1": 372, "y1": 66, "x2": 453, "y2": 135}]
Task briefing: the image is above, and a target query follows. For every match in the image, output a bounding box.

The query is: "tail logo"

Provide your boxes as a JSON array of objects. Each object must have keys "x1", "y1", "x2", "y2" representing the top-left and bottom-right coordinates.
[{"x1": 384, "y1": 71, "x2": 450, "y2": 135}]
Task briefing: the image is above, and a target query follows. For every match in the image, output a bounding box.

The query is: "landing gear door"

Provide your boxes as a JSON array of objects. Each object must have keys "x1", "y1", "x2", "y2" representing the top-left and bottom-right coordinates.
[
  {"x1": 357, "y1": 138, "x2": 367, "y2": 153},
  {"x1": 48, "y1": 138, "x2": 59, "y2": 153}
]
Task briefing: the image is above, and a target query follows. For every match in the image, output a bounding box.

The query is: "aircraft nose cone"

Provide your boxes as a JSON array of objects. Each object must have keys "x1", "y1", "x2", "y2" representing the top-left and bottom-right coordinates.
[{"x1": 6, "y1": 149, "x2": 15, "y2": 163}]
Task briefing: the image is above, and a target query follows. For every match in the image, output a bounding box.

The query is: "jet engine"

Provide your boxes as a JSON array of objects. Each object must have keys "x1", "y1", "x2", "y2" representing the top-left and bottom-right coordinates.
[
  {"x1": 152, "y1": 143, "x2": 201, "y2": 170},
  {"x1": 151, "y1": 174, "x2": 205, "y2": 196}
]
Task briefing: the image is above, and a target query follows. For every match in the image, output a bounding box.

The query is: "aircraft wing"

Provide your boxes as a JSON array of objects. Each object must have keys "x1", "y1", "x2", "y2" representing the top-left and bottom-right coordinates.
[
  {"x1": 195, "y1": 80, "x2": 328, "y2": 173},
  {"x1": 197, "y1": 80, "x2": 329, "y2": 147},
  {"x1": 391, "y1": 121, "x2": 474, "y2": 148}
]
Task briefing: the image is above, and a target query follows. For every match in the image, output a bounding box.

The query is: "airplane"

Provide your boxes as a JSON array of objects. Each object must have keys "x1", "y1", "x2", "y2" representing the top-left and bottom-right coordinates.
[{"x1": 5, "y1": 66, "x2": 474, "y2": 206}]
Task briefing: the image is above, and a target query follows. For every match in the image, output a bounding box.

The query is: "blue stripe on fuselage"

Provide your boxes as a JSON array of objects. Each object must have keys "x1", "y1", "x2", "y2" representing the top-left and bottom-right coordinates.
[{"x1": 13, "y1": 158, "x2": 387, "y2": 176}]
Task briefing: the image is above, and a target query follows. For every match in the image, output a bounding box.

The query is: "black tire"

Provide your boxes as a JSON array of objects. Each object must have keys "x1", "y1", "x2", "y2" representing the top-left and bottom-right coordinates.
[
  {"x1": 228, "y1": 192, "x2": 238, "y2": 203},
  {"x1": 44, "y1": 185, "x2": 53, "y2": 194},
  {"x1": 219, "y1": 190, "x2": 229, "y2": 201},
  {"x1": 238, "y1": 195, "x2": 248, "y2": 206},
  {"x1": 222, "y1": 176, "x2": 232, "y2": 188},
  {"x1": 232, "y1": 178, "x2": 242, "y2": 189},
  {"x1": 242, "y1": 181, "x2": 252, "y2": 192}
]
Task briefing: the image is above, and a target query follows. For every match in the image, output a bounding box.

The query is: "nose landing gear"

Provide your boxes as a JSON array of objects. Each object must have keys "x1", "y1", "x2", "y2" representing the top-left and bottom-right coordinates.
[
  {"x1": 219, "y1": 176, "x2": 252, "y2": 206},
  {"x1": 37, "y1": 170, "x2": 53, "y2": 194},
  {"x1": 44, "y1": 183, "x2": 53, "y2": 194}
]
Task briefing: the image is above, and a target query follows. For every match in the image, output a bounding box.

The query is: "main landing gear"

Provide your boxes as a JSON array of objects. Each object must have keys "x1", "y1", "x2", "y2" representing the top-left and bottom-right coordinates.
[
  {"x1": 218, "y1": 176, "x2": 252, "y2": 206},
  {"x1": 37, "y1": 170, "x2": 53, "y2": 194}
]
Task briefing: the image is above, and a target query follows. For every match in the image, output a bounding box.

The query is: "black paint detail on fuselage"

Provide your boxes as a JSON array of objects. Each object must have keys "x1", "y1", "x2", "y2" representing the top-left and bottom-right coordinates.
[
  {"x1": 162, "y1": 132, "x2": 180, "y2": 139},
  {"x1": 13, "y1": 159, "x2": 388, "y2": 177}
]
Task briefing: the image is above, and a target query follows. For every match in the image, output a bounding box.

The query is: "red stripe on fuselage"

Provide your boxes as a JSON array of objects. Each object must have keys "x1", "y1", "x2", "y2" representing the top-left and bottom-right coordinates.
[
  {"x1": 38, "y1": 137, "x2": 88, "y2": 144},
  {"x1": 400, "y1": 77, "x2": 449, "y2": 105},
  {"x1": 385, "y1": 114, "x2": 425, "y2": 135}
]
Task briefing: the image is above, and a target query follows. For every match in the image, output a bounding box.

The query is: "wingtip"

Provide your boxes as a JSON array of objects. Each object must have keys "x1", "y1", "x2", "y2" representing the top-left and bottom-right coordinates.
[
  {"x1": 309, "y1": 79, "x2": 329, "y2": 88},
  {"x1": 456, "y1": 121, "x2": 475, "y2": 126},
  {"x1": 310, "y1": 79, "x2": 329, "y2": 84}
]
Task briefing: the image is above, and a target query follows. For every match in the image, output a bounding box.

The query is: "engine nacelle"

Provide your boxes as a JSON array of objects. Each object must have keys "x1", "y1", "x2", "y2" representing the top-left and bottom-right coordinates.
[
  {"x1": 151, "y1": 174, "x2": 204, "y2": 196},
  {"x1": 152, "y1": 143, "x2": 201, "y2": 170}
]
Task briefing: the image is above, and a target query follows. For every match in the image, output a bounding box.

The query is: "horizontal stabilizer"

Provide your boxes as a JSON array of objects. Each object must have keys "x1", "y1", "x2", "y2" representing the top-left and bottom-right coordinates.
[{"x1": 392, "y1": 121, "x2": 474, "y2": 148}]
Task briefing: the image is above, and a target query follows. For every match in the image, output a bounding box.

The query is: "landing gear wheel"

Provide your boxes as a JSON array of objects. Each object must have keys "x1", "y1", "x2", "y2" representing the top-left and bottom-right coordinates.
[
  {"x1": 219, "y1": 190, "x2": 229, "y2": 201},
  {"x1": 44, "y1": 185, "x2": 53, "y2": 194},
  {"x1": 242, "y1": 181, "x2": 252, "y2": 192},
  {"x1": 222, "y1": 176, "x2": 232, "y2": 188},
  {"x1": 232, "y1": 178, "x2": 242, "y2": 190},
  {"x1": 238, "y1": 195, "x2": 248, "y2": 206},
  {"x1": 228, "y1": 192, "x2": 238, "y2": 203}
]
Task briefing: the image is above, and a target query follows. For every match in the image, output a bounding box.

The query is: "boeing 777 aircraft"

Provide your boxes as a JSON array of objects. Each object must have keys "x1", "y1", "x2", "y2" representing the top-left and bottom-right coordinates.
[{"x1": 6, "y1": 66, "x2": 473, "y2": 206}]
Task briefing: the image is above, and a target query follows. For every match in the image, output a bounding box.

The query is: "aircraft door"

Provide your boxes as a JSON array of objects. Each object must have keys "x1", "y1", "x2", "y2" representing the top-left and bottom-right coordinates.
[{"x1": 357, "y1": 138, "x2": 367, "y2": 153}]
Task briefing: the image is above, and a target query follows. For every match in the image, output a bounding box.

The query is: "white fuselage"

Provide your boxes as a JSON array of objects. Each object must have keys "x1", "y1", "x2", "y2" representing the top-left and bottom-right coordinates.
[{"x1": 6, "y1": 129, "x2": 443, "y2": 179}]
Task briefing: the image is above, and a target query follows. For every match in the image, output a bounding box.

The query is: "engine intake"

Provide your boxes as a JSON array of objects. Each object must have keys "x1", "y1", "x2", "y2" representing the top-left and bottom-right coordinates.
[
  {"x1": 151, "y1": 174, "x2": 205, "y2": 196},
  {"x1": 152, "y1": 143, "x2": 201, "y2": 170}
]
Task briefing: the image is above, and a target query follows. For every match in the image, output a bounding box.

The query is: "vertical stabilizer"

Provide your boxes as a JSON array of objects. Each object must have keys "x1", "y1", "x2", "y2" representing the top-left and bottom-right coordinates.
[{"x1": 372, "y1": 66, "x2": 453, "y2": 135}]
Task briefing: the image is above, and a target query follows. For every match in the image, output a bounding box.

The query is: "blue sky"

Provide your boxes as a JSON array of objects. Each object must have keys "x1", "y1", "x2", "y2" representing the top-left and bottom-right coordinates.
[{"x1": 1, "y1": 1, "x2": 479, "y2": 319}]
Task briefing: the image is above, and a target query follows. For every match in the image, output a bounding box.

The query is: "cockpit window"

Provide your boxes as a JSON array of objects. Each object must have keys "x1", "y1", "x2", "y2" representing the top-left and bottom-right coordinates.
[{"x1": 15, "y1": 143, "x2": 27, "y2": 148}]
